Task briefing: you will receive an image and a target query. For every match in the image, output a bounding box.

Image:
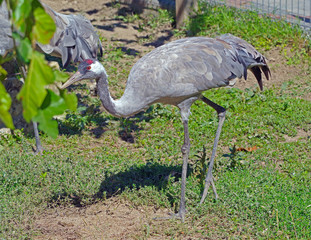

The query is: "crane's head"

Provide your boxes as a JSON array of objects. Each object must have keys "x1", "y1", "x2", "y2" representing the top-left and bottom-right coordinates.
[{"x1": 60, "y1": 59, "x2": 107, "y2": 89}]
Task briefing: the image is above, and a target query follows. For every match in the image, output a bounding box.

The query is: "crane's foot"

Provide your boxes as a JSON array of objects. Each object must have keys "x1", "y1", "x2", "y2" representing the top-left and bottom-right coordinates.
[
  {"x1": 153, "y1": 211, "x2": 186, "y2": 222},
  {"x1": 200, "y1": 173, "x2": 218, "y2": 204},
  {"x1": 153, "y1": 206, "x2": 186, "y2": 222},
  {"x1": 32, "y1": 144, "x2": 45, "y2": 155},
  {"x1": 34, "y1": 147, "x2": 44, "y2": 155}
]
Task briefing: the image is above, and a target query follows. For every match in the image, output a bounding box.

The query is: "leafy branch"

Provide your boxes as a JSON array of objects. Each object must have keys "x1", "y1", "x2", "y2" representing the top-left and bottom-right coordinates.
[{"x1": 0, "y1": 0, "x2": 77, "y2": 137}]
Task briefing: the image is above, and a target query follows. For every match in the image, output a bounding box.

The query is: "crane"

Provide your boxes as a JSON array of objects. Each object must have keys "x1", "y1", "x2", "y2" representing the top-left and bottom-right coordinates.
[
  {"x1": 0, "y1": 1, "x2": 103, "y2": 153},
  {"x1": 38, "y1": 3, "x2": 103, "y2": 68},
  {"x1": 61, "y1": 34, "x2": 270, "y2": 221}
]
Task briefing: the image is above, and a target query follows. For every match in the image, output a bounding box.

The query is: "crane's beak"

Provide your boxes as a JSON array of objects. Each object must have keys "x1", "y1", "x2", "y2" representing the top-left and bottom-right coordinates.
[{"x1": 60, "y1": 71, "x2": 83, "y2": 89}]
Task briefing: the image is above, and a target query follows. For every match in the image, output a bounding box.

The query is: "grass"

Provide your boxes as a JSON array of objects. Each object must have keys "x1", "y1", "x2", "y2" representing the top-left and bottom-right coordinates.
[
  {"x1": 184, "y1": 1, "x2": 311, "y2": 51},
  {"x1": 1, "y1": 2, "x2": 311, "y2": 239}
]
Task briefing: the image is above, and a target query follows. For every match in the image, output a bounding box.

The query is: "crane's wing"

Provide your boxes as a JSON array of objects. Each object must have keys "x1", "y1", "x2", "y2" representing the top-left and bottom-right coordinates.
[
  {"x1": 125, "y1": 36, "x2": 270, "y2": 105},
  {"x1": 37, "y1": 3, "x2": 103, "y2": 67},
  {"x1": 0, "y1": 1, "x2": 13, "y2": 56}
]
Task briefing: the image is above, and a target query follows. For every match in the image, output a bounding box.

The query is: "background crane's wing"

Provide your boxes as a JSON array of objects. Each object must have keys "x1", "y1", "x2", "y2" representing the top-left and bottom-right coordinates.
[
  {"x1": 0, "y1": 1, "x2": 13, "y2": 56},
  {"x1": 37, "y1": 3, "x2": 103, "y2": 67}
]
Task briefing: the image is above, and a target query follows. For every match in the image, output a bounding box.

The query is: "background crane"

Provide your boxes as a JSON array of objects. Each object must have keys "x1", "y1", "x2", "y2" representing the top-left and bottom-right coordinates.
[
  {"x1": 0, "y1": 1, "x2": 103, "y2": 153},
  {"x1": 39, "y1": 3, "x2": 103, "y2": 68},
  {"x1": 60, "y1": 34, "x2": 270, "y2": 221}
]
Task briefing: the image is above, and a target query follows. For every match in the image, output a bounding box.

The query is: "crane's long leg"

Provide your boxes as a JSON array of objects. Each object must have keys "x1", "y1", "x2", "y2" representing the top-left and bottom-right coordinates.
[
  {"x1": 19, "y1": 66, "x2": 43, "y2": 155},
  {"x1": 153, "y1": 118, "x2": 190, "y2": 222},
  {"x1": 33, "y1": 121, "x2": 44, "y2": 155},
  {"x1": 153, "y1": 97, "x2": 197, "y2": 222},
  {"x1": 200, "y1": 96, "x2": 226, "y2": 204},
  {"x1": 177, "y1": 118, "x2": 190, "y2": 222}
]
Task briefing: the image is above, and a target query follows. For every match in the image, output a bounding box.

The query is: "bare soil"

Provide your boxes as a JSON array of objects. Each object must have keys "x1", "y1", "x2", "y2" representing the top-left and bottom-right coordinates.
[
  {"x1": 33, "y1": 198, "x2": 171, "y2": 240},
  {"x1": 33, "y1": 0, "x2": 310, "y2": 239}
]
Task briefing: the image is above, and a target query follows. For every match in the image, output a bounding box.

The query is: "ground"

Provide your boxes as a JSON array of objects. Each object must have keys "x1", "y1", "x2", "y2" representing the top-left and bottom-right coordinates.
[{"x1": 30, "y1": 0, "x2": 310, "y2": 239}]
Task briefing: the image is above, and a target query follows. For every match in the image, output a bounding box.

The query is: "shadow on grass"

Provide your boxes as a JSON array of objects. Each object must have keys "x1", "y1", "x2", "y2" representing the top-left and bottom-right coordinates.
[
  {"x1": 96, "y1": 162, "x2": 183, "y2": 199},
  {"x1": 57, "y1": 109, "x2": 109, "y2": 138},
  {"x1": 57, "y1": 82, "x2": 160, "y2": 140},
  {"x1": 48, "y1": 162, "x2": 189, "y2": 208}
]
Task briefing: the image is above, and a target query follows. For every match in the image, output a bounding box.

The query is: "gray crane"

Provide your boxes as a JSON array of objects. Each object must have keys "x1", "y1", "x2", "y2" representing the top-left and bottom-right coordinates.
[
  {"x1": 0, "y1": 1, "x2": 103, "y2": 153},
  {"x1": 62, "y1": 34, "x2": 270, "y2": 221},
  {"x1": 38, "y1": 3, "x2": 103, "y2": 68}
]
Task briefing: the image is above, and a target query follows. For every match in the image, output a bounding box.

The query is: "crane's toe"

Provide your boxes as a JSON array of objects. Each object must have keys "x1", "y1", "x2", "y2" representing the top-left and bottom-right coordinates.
[
  {"x1": 153, "y1": 211, "x2": 186, "y2": 222},
  {"x1": 200, "y1": 174, "x2": 218, "y2": 204}
]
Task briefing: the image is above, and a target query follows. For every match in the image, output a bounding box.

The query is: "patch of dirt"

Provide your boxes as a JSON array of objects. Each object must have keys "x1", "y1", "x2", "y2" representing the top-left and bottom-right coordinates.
[
  {"x1": 235, "y1": 47, "x2": 306, "y2": 91},
  {"x1": 44, "y1": 0, "x2": 175, "y2": 55},
  {"x1": 33, "y1": 0, "x2": 309, "y2": 239},
  {"x1": 33, "y1": 198, "x2": 169, "y2": 240},
  {"x1": 282, "y1": 128, "x2": 310, "y2": 143}
]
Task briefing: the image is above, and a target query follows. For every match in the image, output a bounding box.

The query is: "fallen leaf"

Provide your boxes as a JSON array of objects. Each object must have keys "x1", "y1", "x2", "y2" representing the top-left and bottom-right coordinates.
[{"x1": 236, "y1": 146, "x2": 258, "y2": 152}]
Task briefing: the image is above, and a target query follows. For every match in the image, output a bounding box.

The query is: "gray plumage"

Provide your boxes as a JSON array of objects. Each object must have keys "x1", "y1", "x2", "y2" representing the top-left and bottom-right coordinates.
[
  {"x1": 38, "y1": 3, "x2": 103, "y2": 67},
  {"x1": 61, "y1": 34, "x2": 270, "y2": 221},
  {"x1": 0, "y1": 1, "x2": 13, "y2": 56},
  {"x1": 97, "y1": 34, "x2": 270, "y2": 116},
  {"x1": 0, "y1": 1, "x2": 103, "y2": 67}
]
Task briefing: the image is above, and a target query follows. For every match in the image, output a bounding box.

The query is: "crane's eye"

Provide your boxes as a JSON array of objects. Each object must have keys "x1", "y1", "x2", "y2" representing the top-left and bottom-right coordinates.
[{"x1": 86, "y1": 66, "x2": 91, "y2": 70}]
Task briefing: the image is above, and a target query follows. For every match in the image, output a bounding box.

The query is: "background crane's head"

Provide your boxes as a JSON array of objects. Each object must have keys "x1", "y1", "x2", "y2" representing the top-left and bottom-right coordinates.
[{"x1": 60, "y1": 59, "x2": 107, "y2": 89}]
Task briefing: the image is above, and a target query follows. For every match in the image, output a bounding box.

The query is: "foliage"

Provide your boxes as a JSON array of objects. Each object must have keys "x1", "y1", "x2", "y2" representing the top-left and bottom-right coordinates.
[
  {"x1": 0, "y1": 73, "x2": 13, "y2": 128},
  {"x1": 0, "y1": 0, "x2": 76, "y2": 137}
]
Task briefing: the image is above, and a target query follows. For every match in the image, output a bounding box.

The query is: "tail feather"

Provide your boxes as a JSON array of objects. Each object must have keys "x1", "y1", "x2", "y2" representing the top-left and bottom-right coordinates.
[
  {"x1": 250, "y1": 66, "x2": 263, "y2": 91},
  {"x1": 262, "y1": 65, "x2": 271, "y2": 80},
  {"x1": 219, "y1": 33, "x2": 271, "y2": 90}
]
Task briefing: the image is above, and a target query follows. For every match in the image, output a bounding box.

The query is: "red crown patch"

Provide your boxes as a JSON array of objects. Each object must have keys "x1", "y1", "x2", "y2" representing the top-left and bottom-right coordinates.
[{"x1": 85, "y1": 59, "x2": 94, "y2": 64}]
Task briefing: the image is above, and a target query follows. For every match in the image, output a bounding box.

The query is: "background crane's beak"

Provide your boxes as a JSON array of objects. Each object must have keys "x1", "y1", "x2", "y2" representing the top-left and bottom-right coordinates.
[{"x1": 60, "y1": 71, "x2": 83, "y2": 89}]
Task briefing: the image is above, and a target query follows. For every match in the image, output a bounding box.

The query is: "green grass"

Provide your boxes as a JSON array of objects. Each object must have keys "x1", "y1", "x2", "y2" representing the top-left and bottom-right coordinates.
[
  {"x1": 1, "y1": 86, "x2": 310, "y2": 239},
  {"x1": 1, "y1": 3, "x2": 311, "y2": 239},
  {"x1": 184, "y1": 1, "x2": 311, "y2": 51}
]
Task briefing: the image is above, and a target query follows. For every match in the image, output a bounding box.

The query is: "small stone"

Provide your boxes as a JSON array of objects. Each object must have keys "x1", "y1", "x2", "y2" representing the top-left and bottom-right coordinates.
[{"x1": 0, "y1": 128, "x2": 11, "y2": 135}]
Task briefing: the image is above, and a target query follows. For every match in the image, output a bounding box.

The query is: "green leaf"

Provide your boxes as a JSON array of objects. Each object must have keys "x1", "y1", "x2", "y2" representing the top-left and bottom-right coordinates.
[
  {"x1": 33, "y1": 90, "x2": 68, "y2": 138},
  {"x1": 0, "y1": 82, "x2": 14, "y2": 129},
  {"x1": 53, "y1": 70, "x2": 69, "y2": 83},
  {"x1": 60, "y1": 90, "x2": 78, "y2": 112},
  {"x1": 13, "y1": 0, "x2": 33, "y2": 34},
  {"x1": 32, "y1": 89, "x2": 77, "y2": 138},
  {"x1": 17, "y1": 38, "x2": 33, "y2": 63},
  {"x1": 33, "y1": 112, "x2": 59, "y2": 138},
  {"x1": 33, "y1": 6, "x2": 56, "y2": 44},
  {"x1": 17, "y1": 52, "x2": 54, "y2": 122},
  {"x1": 0, "y1": 65, "x2": 8, "y2": 82}
]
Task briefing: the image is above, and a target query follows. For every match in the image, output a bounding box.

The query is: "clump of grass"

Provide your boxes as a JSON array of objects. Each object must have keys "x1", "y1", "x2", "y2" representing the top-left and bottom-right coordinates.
[
  {"x1": 184, "y1": 1, "x2": 311, "y2": 52},
  {"x1": 146, "y1": 9, "x2": 174, "y2": 29}
]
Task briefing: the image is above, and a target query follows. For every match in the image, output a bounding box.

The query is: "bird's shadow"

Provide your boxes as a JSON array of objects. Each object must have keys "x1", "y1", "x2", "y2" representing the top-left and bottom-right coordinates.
[
  {"x1": 60, "y1": 8, "x2": 78, "y2": 13},
  {"x1": 142, "y1": 30, "x2": 174, "y2": 48},
  {"x1": 95, "y1": 161, "x2": 183, "y2": 199},
  {"x1": 48, "y1": 161, "x2": 187, "y2": 208},
  {"x1": 94, "y1": 22, "x2": 128, "y2": 32}
]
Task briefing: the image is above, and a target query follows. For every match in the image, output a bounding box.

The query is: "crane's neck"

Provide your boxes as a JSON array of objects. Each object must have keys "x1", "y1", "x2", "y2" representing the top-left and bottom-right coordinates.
[{"x1": 95, "y1": 72, "x2": 145, "y2": 118}]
